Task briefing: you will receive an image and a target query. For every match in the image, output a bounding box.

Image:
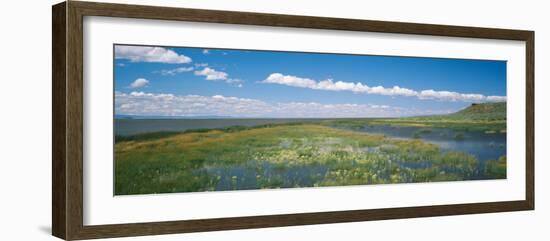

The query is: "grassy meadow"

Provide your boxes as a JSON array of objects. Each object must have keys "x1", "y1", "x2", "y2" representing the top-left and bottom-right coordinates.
[{"x1": 114, "y1": 103, "x2": 507, "y2": 195}]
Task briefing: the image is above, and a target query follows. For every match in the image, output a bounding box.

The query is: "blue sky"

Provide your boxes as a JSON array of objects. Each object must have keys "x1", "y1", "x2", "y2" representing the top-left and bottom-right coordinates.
[{"x1": 114, "y1": 44, "x2": 506, "y2": 118}]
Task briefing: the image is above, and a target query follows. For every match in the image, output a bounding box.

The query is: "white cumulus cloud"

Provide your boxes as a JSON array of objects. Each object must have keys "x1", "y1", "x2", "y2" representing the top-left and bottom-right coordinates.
[
  {"x1": 194, "y1": 67, "x2": 228, "y2": 80},
  {"x1": 115, "y1": 45, "x2": 192, "y2": 64},
  {"x1": 261, "y1": 73, "x2": 505, "y2": 103},
  {"x1": 486, "y1": 96, "x2": 508, "y2": 102},
  {"x1": 115, "y1": 92, "x2": 449, "y2": 118},
  {"x1": 129, "y1": 78, "x2": 149, "y2": 88},
  {"x1": 157, "y1": 67, "x2": 194, "y2": 76},
  {"x1": 194, "y1": 67, "x2": 243, "y2": 87}
]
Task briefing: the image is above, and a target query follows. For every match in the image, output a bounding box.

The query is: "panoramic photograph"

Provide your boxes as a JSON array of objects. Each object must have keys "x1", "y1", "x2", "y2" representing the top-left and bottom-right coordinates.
[{"x1": 113, "y1": 44, "x2": 507, "y2": 195}]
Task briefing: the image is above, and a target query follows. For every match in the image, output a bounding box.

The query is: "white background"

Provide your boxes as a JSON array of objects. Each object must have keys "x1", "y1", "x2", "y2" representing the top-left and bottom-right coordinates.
[{"x1": 0, "y1": 0, "x2": 547, "y2": 240}]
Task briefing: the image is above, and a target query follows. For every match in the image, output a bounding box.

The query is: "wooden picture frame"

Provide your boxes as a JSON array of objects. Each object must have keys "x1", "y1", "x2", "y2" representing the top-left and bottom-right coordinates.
[{"x1": 52, "y1": 1, "x2": 534, "y2": 240}]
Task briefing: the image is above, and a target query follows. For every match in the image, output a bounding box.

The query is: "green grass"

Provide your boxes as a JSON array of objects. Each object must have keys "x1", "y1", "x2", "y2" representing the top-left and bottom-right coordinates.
[
  {"x1": 115, "y1": 124, "x2": 501, "y2": 195},
  {"x1": 115, "y1": 102, "x2": 507, "y2": 194},
  {"x1": 115, "y1": 131, "x2": 182, "y2": 143},
  {"x1": 485, "y1": 156, "x2": 507, "y2": 179}
]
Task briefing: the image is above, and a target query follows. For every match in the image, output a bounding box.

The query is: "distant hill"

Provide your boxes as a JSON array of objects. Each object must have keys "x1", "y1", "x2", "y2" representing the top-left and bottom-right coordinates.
[
  {"x1": 411, "y1": 102, "x2": 506, "y2": 121},
  {"x1": 447, "y1": 102, "x2": 506, "y2": 120}
]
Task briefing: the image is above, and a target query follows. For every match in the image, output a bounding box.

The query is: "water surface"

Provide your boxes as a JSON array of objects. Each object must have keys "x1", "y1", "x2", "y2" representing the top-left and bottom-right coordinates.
[{"x1": 357, "y1": 125, "x2": 506, "y2": 163}]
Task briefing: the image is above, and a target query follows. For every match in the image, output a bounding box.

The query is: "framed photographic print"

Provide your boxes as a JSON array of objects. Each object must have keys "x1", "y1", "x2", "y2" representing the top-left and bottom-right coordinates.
[{"x1": 52, "y1": 1, "x2": 534, "y2": 240}]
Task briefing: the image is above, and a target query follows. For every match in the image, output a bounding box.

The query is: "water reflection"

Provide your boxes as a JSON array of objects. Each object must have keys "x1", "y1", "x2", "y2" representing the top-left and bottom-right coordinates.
[{"x1": 357, "y1": 125, "x2": 506, "y2": 163}]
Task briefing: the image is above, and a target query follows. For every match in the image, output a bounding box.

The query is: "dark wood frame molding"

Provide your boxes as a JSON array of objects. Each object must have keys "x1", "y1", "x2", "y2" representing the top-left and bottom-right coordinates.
[{"x1": 52, "y1": 1, "x2": 535, "y2": 240}]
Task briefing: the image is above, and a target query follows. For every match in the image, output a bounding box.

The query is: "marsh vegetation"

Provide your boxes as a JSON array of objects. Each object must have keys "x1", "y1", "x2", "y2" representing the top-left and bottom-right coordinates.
[{"x1": 114, "y1": 103, "x2": 507, "y2": 195}]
